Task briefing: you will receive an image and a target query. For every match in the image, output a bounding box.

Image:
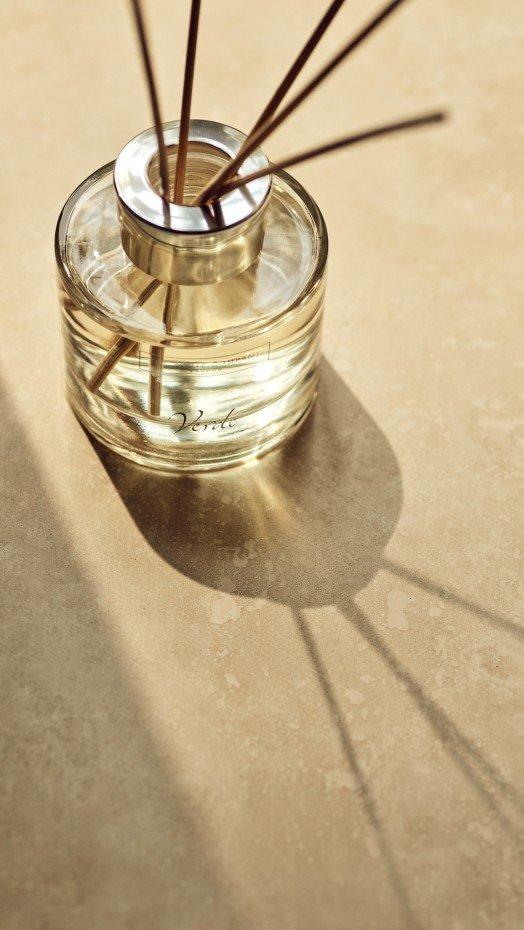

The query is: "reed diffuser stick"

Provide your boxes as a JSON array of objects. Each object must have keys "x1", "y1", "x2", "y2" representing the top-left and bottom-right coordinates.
[
  {"x1": 173, "y1": 0, "x2": 201, "y2": 203},
  {"x1": 219, "y1": 112, "x2": 446, "y2": 195},
  {"x1": 148, "y1": 284, "x2": 179, "y2": 415},
  {"x1": 88, "y1": 336, "x2": 136, "y2": 392},
  {"x1": 129, "y1": 0, "x2": 170, "y2": 201},
  {"x1": 88, "y1": 279, "x2": 162, "y2": 392},
  {"x1": 192, "y1": 0, "x2": 409, "y2": 205},
  {"x1": 148, "y1": 344, "x2": 165, "y2": 415},
  {"x1": 246, "y1": 0, "x2": 347, "y2": 139}
]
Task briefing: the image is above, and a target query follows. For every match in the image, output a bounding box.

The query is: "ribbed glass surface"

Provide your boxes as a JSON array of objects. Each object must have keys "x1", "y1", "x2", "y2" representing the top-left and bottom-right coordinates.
[{"x1": 56, "y1": 158, "x2": 327, "y2": 471}]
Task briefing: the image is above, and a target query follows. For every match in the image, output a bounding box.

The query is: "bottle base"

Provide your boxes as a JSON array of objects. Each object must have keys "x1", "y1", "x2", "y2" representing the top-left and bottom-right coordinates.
[{"x1": 66, "y1": 379, "x2": 318, "y2": 473}]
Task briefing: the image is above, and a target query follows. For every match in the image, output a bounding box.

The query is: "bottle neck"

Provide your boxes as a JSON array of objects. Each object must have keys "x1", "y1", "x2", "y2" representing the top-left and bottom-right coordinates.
[{"x1": 114, "y1": 120, "x2": 272, "y2": 285}]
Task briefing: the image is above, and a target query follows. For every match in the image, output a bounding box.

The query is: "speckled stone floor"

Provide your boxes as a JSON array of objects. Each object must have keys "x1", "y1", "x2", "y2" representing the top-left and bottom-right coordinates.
[{"x1": 0, "y1": 1, "x2": 522, "y2": 927}]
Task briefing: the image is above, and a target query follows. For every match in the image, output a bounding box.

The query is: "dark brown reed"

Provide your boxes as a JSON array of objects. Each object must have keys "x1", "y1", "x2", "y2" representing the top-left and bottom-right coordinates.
[
  {"x1": 129, "y1": 0, "x2": 170, "y2": 202},
  {"x1": 173, "y1": 0, "x2": 201, "y2": 203},
  {"x1": 92, "y1": 0, "x2": 446, "y2": 409},
  {"x1": 88, "y1": 280, "x2": 161, "y2": 392},
  {"x1": 148, "y1": 344, "x2": 164, "y2": 415},
  {"x1": 88, "y1": 336, "x2": 136, "y2": 392},
  {"x1": 246, "y1": 0, "x2": 347, "y2": 140},
  {"x1": 218, "y1": 112, "x2": 446, "y2": 195},
  {"x1": 192, "y1": 0, "x2": 410, "y2": 205},
  {"x1": 148, "y1": 284, "x2": 179, "y2": 415}
]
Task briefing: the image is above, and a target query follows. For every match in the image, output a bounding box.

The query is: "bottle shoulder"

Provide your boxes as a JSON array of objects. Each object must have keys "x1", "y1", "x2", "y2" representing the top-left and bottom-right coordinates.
[{"x1": 56, "y1": 163, "x2": 328, "y2": 346}]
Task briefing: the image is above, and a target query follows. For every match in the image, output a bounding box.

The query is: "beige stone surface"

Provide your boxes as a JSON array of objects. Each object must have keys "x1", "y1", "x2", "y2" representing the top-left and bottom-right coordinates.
[{"x1": 0, "y1": 1, "x2": 522, "y2": 928}]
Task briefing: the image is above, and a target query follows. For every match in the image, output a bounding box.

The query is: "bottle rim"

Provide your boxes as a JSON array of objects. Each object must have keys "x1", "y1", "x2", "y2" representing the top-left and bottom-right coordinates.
[{"x1": 55, "y1": 163, "x2": 328, "y2": 348}]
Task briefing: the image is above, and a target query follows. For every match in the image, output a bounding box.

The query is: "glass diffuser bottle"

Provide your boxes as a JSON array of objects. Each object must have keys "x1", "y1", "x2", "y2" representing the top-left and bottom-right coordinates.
[{"x1": 56, "y1": 119, "x2": 327, "y2": 471}]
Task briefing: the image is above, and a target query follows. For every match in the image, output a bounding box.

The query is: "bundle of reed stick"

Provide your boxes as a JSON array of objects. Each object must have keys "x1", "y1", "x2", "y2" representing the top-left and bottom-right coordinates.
[
  {"x1": 89, "y1": 0, "x2": 446, "y2": 411},
  {"x1": 130, "y1": 0, "x2": 446, "y2": 207}
]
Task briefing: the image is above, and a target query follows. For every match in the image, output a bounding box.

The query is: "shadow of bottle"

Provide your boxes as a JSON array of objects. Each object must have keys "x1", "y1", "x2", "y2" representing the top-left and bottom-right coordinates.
[
  {"x1": 93, "y1": 356, "x2": 523, "y2": 927},
  {"x1": 93, "y1": 358, "x2": 426, "y2": 926},
  {"x1": 93, "y1": 357, "x2": 403, "y2": 607},
  {"x1": 0, "y1": 374, "x2": 241, "y2": 930}
]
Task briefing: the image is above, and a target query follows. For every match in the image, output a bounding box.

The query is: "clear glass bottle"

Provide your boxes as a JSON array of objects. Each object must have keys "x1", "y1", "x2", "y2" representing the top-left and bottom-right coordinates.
[{"x1": 56, "y1": 120, "x2": 327, "y2": 471}]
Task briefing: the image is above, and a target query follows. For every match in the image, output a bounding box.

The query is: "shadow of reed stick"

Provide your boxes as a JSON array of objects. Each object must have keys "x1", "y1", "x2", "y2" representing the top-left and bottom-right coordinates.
[
  {"x1": 292, "y1": 607, "x2": 422, "y2": 930},
  {"x1": 382, "y1": 558, "x2": 523, "y2": 640},
  {"x1": 340, "y1": 601, "x2": 523, "y2": 835}
]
